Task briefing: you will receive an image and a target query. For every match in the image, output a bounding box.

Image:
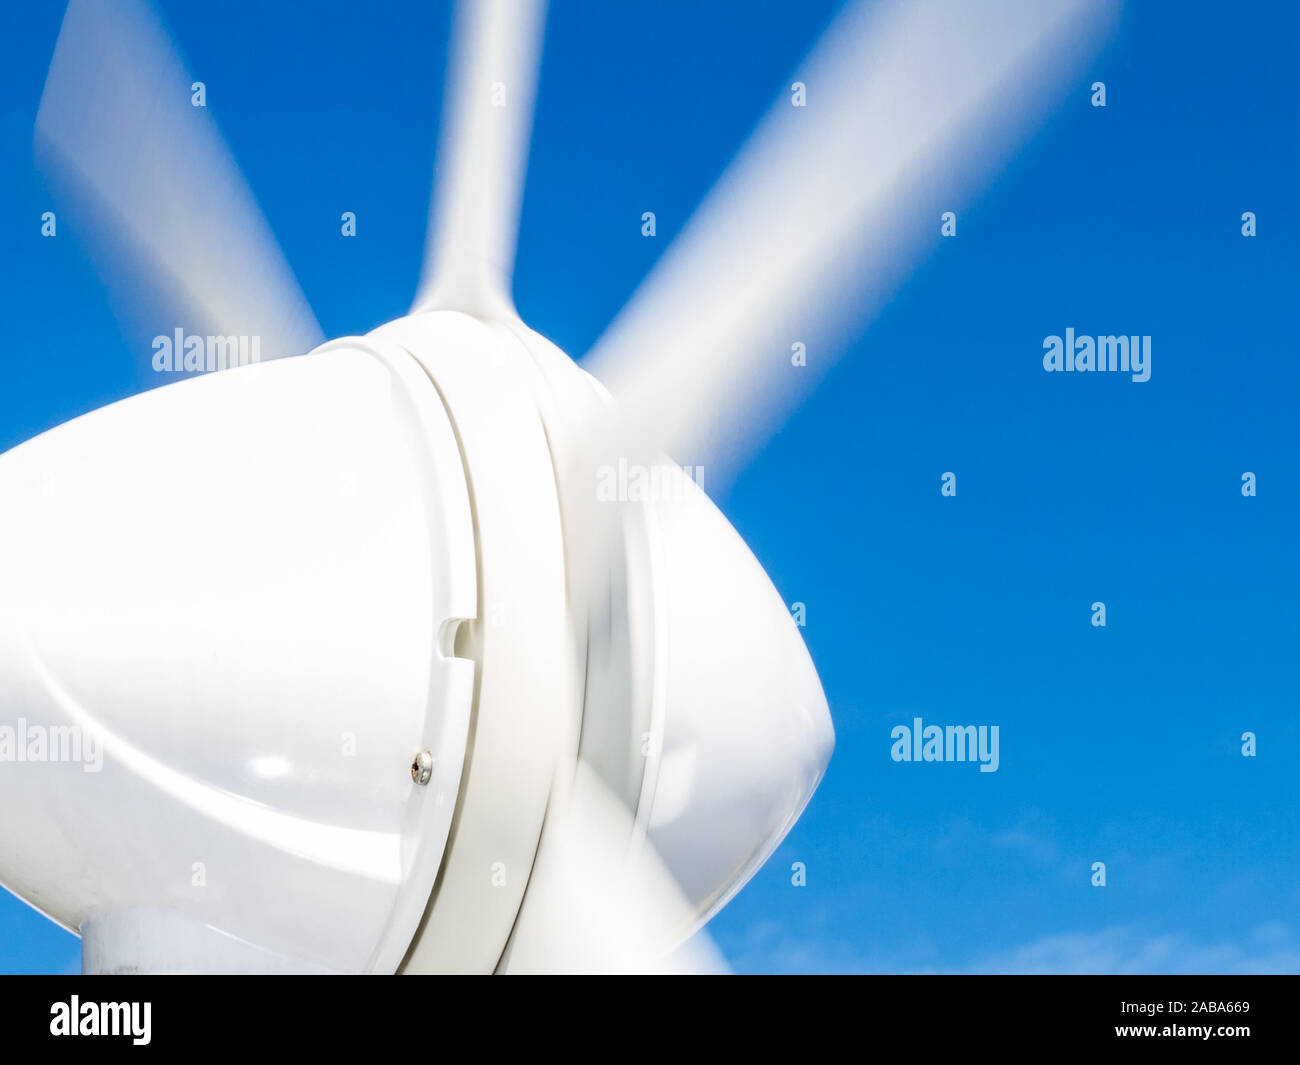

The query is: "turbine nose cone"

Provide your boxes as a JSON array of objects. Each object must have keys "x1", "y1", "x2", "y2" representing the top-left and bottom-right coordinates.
[{"x1": 642, "y1": 468, "x2": 834, "y2": 918}]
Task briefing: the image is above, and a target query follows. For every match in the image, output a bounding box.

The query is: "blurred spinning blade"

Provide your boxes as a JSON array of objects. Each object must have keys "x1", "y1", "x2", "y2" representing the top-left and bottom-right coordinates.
[
  {"x1": 413, "y1": 0, "x2": 548, "y2": 318},
  {"x1": 542, "y1": 1, "x2": 1118, "y2": 967},
  {"x1": 583, "y1": 0, "x2": 1119, "y2": 486},
  {"x1": 36, "y1": 0, "x2": 322, "y2": 359},
  {"x1": 498, "y1": 760, "x2": 728, "y2": 974}
]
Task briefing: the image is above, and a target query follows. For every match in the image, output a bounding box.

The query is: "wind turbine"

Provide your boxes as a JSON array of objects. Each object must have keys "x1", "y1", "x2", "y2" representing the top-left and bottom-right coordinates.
[{"x1": 1, "y1": 0, "x2": 1115, "y2": 974}]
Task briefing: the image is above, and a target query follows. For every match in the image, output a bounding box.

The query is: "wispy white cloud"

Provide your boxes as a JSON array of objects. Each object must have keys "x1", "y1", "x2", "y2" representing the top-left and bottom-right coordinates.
[
  {"x1": 720, "y1": 920, "x2": 1300, "y2": 975},
  {"x1": 970, "y1": 922, "x2": 1300, "y2": 975}
]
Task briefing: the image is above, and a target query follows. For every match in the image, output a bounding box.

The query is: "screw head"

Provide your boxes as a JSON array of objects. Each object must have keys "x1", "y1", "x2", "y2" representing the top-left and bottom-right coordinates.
[{"x1": 411, "y1": 750, "x2": 434, "y2": 786}]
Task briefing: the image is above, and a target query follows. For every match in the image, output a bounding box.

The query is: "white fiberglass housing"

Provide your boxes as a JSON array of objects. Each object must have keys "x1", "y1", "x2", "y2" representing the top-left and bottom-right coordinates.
[{"x1": 0, "y1": 313, "x2": 833, "y2": 973}]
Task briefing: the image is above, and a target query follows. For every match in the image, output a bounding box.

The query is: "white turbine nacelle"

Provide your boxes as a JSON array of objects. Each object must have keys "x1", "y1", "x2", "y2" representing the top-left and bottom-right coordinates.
[{"x1": 0, "y1": 310, "x2": 833, "y2": 973}]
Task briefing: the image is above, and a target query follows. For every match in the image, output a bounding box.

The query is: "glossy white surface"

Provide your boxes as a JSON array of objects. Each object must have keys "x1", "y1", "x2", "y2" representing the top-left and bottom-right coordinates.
[
  {"x1": 641, "y1": 466, "x2": 835, "y2": 918},
  {"x1": 0, "y1": 342, "x2": 475, "y2": 972},
  {"x1": 0, "y1": 309, "x2": 834, "y2": 975}
]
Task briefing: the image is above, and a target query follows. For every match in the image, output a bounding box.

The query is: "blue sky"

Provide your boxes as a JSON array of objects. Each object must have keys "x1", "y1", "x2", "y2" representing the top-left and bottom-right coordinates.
[{"x1": 1, "y1": 0, "x2": 1297, "y2": 974}]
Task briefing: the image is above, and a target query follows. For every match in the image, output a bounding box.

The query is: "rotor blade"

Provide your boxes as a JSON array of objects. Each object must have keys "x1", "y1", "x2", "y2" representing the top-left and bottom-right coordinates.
[
  {"x1": 497, "y1": 758, "x2": 729, "y2": 974},
  {"x1": 583, "y1": 0, "x2": 1119, "y2": 486},
  {"x1": 413, "y1": 0, "x2": 548, "y2": 318},
  {"x1": 35, "y1": 0, "x2": 322, "y2": 360}
]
